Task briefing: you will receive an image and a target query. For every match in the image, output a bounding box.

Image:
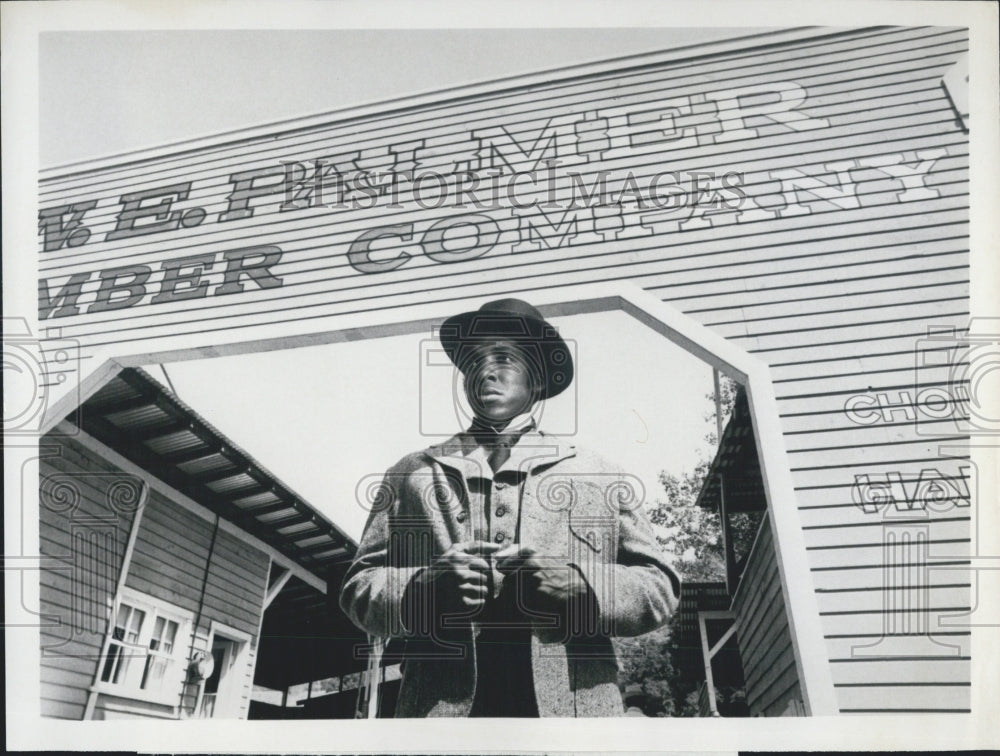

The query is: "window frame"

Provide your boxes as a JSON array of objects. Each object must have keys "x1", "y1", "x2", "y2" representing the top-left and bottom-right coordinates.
[
  {"x1": 194, "y1": 620, "x2": 253, "y2": 719},
  {"x1": 95, "y1": 588, "x2": 194, "y2": 707},
  {"x1": 59, "y1": 283, "x2": 840, "y2": 714}
]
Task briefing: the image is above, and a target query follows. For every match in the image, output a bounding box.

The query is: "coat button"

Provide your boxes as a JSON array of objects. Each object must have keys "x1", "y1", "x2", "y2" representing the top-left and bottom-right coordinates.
[
  {"x1": 495, "y1": 505, "x2": 507, "y2": 517},
  {"x1": 456, "y1": 511, "x2": 467, "y2": 523},
  {"x1": 494, "y1": 532, "x2": 506, "y2": 543}
]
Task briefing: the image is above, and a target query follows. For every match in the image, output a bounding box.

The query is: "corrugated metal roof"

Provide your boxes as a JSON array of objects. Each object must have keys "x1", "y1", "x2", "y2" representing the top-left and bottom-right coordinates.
[
  {"x1": 104, "y1": 404, "x2": 173, "y2": 428},
  {"x1": 672, "y1": 581, "x2": 734, "y2": 684},
  {"x1": 72, "y1": 367, "x2": 356, "y2": 579},
  {"x1": 175, "y1": 452, "x2": 232, "y2": 476},
  {"x1": 276, "y1": 520, "x2": 319, "y2": 537},
  {"x1": 143, "y1": 428, "x2": 204, "y2": 455},
  {"x1": 695, "y1": 388, "x2": 767, "y2": 514},
  {"x1": 68, "y1": 367, "x2": 372, "y2": 687},
  {"x1": 87, "y1": 377, "x2": 143, "y2": 406}
]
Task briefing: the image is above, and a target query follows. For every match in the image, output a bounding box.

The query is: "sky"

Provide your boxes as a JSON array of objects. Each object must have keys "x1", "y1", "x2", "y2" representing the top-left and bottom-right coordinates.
[
  {"x1": 161, "y1": 311, "x2": 718, "y2": 541},
  {"x1": 39, "y1": 27, "x2": 777, "y2": 167},
  {"x1": 37, "y1": 27, "x2": 756, "y2": 540}
]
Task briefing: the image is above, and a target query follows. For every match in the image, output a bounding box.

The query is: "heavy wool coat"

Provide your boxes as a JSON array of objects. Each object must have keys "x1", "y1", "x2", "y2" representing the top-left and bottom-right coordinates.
[{"x1": 339, "y1": 428, "x2": 681, "y2": 717}]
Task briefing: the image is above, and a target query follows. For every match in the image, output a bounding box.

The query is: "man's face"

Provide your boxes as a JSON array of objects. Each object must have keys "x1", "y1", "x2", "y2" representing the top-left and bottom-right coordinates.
[{"x1": 463, "y1": 340, "x2": 539, "y2": 424}]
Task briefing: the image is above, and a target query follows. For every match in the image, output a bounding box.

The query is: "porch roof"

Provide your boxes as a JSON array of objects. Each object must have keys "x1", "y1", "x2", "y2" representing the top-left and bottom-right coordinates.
[
  {"x1": 70, "y1": 366, "x2": 371, "y2": 686},
  {"x1": 694, "y1": 388, "x2": 766, "y2": 514}
]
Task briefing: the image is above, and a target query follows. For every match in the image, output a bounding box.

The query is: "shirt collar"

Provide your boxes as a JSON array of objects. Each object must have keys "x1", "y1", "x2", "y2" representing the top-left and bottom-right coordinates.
[
  {"x1": 423, "y1": 422, "x2": 576, "y2": 479},
  {"x1": 468, "y1": 410, "x2": 538, "y2": 440}
]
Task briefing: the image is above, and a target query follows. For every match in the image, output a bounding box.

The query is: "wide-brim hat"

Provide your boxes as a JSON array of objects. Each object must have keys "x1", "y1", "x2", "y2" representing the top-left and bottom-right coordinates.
[{"x1": 439, "y1": 298, "x2": 573, "y2": 400}]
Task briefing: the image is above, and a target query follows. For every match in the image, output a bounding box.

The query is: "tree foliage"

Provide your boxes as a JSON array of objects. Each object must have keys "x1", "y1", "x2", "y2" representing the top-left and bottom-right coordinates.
[
  {"x1": 650, "y1": 462, "x2": 726, "y2": 582},
  {"x1": 615, "y1": 375, "x2": 751, "y2": 716}
]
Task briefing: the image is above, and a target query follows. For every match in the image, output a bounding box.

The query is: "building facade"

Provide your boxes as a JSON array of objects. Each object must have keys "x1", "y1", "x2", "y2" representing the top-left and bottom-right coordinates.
[
  {"x1": 38, "y1": 26, "x2": 972, "y2": 716},
  {"x1": 39, "y1": 368, "x2": 364, "y2": 719}
]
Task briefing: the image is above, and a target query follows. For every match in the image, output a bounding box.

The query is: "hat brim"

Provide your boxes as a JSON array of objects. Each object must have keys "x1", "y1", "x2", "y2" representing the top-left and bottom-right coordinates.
[{"x1": 440, "y1": 310, "x2": 573, "y2": 400}]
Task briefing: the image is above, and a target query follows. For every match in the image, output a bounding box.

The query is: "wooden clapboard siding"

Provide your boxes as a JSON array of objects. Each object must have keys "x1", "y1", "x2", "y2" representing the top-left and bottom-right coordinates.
[
  {"x1": 40, "y1": 684, "x2": 90, "y2": 721},
  {"x1": 807, "y1": 538, "x2": 969, "y2": 569},
  {"x1": 778, "y1": 410, "x2": 967, "y2": 437},
  {"x1": 814, "y1": 582, "x2": 969, "y2": 613},
  {"x1": 805, "y1": 525, "x2": 971, "y2": 556},
  {"x1": 201, "y1": 528, "x2": 269, "y2": 635},
  {"x1": 184, "y1": 528, "x2": 268, "y2": 719},
  {"x1": 125, "y1": 489, "x2": 269, "y2": 718},
  {"x1": 46, "y1": 203, "x2": 969, "y2": 343},
  {"x1": 703, "y1": 283, "x2": 967, "y2": 329},
  {"x1": 38, "y1": 434, "x2": 141, "y2": 719},
  {"x1": 40, "y1": 27, "x2": 963, "y2": 193},
  {"x1": 677, "y1": 267, "x2": 969, "y2": 315},
  {"x1": 774, "y1": 363, "x2": 968, "y2": 395},
  {"x1": 125, "y1": 490, "x2": 212, "y2": 614},
  {"x1": 38, "y1": 433, "x2": 269, "y2": 720},
  {"x1": 40, "y1": 171, "x2": 969, "y2": 288},
  {"x1": 787, "y1": 432, "x2": 969, "y2": 460},
  {"x1": 790, "y1": 463, "x2": 970, "y2": 498},
  {"x1": 834, "y1": 684, "x2": 970, "y2": 713},
  {"x1": 39, "y1": 27, "x2": 968, "y2": 350},
  {"x1": 824, "y1": 630, "x2": 970, "y2": 656},
  {"x1": 812, "y1": 565, "x2": 972, "y2": 594},
  {"x1": 829, "y1": 657, "x2": 971, "y2": 714},
  {"x1": 44, "y1": 181, "x2": 966, "y2": 304},
  {"x1": 132, "y1": 504, "x2": 265, "y2": 610},
  {"x1": 37, "y1": 125, "x2": 967, "y2": 276},
  {"x1": 800, "y1": 500, "x2": 970, "y2": 527},
  {"x1": 732, "y1": 513, "x2": 804, "y2": 716},
  {"x1": 40, "y1": 27, "x2": 971, "y2": 714},
  {"x1": 92, "y1": 692, "x2": 175, "y2": 720}
]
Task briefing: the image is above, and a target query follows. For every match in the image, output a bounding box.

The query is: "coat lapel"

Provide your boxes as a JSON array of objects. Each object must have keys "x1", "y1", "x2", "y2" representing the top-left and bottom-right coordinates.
[
  {"x1": 422, "y1": 428, "x2": 577, "y2": 555},
  {"x1": 422, "y1": 428, "x2": 575, "y2": 478},
  {"x1": 421, "y1": 433, "x2": 488, "y2": 481},
  {"x1": 501, "y1": 428, "x2": 576, "y2": 475}
]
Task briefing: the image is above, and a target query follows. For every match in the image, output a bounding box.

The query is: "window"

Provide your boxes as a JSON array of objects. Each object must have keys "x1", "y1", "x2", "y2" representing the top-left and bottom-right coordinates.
[
  {"x1": 98, "y1": 591, "x2": 191, "y2": 705},
  {"x1": 100, "y1": 602, "x2": 145, "y2": 685},
  {"x1": 141, "y1": 614, "x2": 180, "y2": 691}
]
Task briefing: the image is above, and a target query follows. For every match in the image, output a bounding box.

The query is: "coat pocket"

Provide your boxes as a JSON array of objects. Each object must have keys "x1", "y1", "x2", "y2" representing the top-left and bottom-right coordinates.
[{"x1": 568, "y1": 516, "x2": 616, "y2": 558}]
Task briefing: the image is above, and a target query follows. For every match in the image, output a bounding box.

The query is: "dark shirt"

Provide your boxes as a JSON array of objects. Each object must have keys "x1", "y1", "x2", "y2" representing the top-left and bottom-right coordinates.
[
  {"x1": 469, "y1": 590, "x2": 539, "y2": 717},
  {"x1": 468, "y1": 419, "x2": 539, "y2": 717},
  {"x1": 402, "y1": 418, "x2": 595, "y2": 717}
]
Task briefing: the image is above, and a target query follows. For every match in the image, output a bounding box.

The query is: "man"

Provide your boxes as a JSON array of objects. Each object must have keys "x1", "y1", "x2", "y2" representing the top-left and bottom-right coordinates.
[{"x1": 340, "y1": 298, "x2": 680, "y2": 717}]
